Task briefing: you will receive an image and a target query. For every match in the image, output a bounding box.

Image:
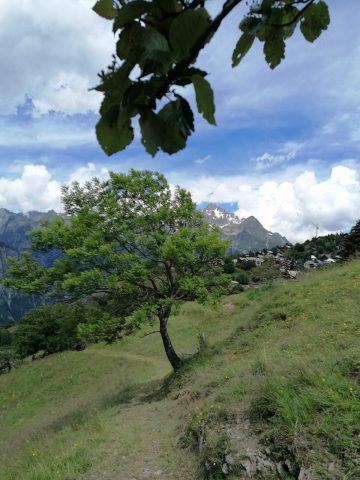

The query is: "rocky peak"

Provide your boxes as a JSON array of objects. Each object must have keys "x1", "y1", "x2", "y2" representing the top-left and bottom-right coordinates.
[
  {"x1": 203, "y1": 203, "x2": 243, "y2": 228},
  {"x1": 202, "y1": 204, "x2": 288, "y2": 253}
]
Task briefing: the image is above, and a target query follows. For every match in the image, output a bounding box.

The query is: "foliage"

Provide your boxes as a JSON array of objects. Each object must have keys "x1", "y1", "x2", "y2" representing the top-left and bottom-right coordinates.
[
  {"x1": 13, "y1": 303, "x2": 98, "y2": 358},
  {"x1": 223, "y1": 257, "x2": 235, "y2": 274},
  {"x1": 285, "y1": 233, "x2": 346, "y2": 265},
  {"x1": 92, "y1": 0, "x2": 330, "y2": 156},
  {"x1": 231, "y1": 269, "x2": 249, "y2": 285},
  {"x1": 4, "y1": 170, "x2": 230, "y2": 369},
  {"x1": 0, "y1": 327, "x2": 14, "y2": 348},
  {"x1": 0, "y1": 350, "x2": 20, "y2": 374},
  {"x1": 343, "y1": 219, "x2": 360, "y2": 258},
  {"x1": 251, "y1": 257, "x2": 280, "y2": 282}
]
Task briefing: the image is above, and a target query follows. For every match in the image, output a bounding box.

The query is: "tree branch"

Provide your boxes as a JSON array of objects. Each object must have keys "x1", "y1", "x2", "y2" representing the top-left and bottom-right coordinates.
[
  {"x1": 149, "y1": 0, "x2": 244, "y2": 105},
  {"x1": 271, "y1": 0, "x2": 315, "y2": 27}
]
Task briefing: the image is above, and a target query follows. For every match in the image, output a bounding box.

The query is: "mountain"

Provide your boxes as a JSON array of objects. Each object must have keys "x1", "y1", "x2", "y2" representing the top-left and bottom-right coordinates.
[
  {"x1": 203, "y1": 203, "x2": 288, "y2": 252},
  {"x1": 0, "y1": 209, "x2": 59, "y2": 325}
]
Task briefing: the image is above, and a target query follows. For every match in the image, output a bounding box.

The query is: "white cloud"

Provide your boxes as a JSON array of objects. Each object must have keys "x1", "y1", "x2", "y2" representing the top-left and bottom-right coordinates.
[
  {"x1": 178, "y1": 164, "x2": 360, "y2": 242},
  {"x1": 195, "y1": 155, "x2": 211, "y2": 165},
  {"x1": 0, "y1": 165, "x2": 62, "y2": 212},
  {"x1": 0, "y1": 163, "x2": 110, "y2": 212},
  {"x1": 253, "y1": 142, "x2": 301, "y2": 170},
  {"x1": 68, "y1": 162, "x2": 109, "y2": 185},
  {"x1": 0, "y1": 0, "x2": 114, "y2": 115},
  {"x1": 1, "y1": 162, "x2": 359, "y2": 243}
]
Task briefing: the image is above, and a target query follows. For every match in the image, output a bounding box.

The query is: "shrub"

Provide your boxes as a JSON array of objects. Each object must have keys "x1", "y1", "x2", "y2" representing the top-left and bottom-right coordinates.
[
  {"x1": 232, "y1": 269, "x2": 249, "y2": 285},
  {"x1": 14, "y1": 303, "x2": 99, "y2": 358}
]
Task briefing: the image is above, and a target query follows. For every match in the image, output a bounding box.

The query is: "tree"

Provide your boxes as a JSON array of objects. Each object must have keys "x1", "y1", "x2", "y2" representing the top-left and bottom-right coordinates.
[
  {"x1": 13, "y1": 304, "x2": 93, "y2": 359},
  {"x1": 343, "y1": 220, "x2": 360, "y2": 258},
  {"x1": 4, "y1": 170, "x2": 229, "y2": 370},
  {"x1": 93, "y1": 0, "x2": 330, "y2": 156}
]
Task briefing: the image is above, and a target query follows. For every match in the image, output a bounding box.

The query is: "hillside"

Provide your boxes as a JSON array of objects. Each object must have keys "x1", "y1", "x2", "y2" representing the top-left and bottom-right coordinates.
[{"x1": 0, "y1": 261, "x2": 360, "y2": 479}]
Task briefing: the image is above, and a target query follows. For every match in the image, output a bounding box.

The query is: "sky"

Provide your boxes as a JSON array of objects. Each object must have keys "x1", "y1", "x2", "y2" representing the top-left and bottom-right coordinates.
[{"x1": 0, "y1": 0, "x2": 359, "y2": 242}]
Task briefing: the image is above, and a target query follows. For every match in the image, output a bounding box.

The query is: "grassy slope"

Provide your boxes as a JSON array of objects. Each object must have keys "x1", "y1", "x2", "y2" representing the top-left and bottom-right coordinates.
[{"x1": 0, "y1": 261, "x2": 359, "y2": 479}]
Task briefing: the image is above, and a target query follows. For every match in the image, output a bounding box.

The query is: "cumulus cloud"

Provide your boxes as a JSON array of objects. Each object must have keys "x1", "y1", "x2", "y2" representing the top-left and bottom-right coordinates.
[
  {"x1": 0, "y1": 165, "x2": 62, "y2": 212},
  {"x1": 68, "y1": 162, "x2": 109, "y2": 185},
  {"x1": 0, "y1": 163, "x2": 109, "y2": 212},
  {"x1": 0, "y1": 0, "x2": 113, "y2": 115},
  {"x1": 179, "y1": 165, "x2": 360, "y2": 242},
  {"x1": 1, "y1": 163, "x2": 359, "y2": 243}
]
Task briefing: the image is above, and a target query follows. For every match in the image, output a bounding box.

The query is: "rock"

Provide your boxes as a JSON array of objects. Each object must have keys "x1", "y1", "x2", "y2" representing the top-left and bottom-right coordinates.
[
  {"x1": 284, "y1": 458, "x2": 292, "y2": 472},
  {"x1": 222, "y1": 463, "x2": 229, "y2": 475},
  {"x1": 240, "y1": 458, "x2": 252, "y2": 475},
  {"x1": 298, "y1": 466, "x2": 312, "y2": 480},
  {"x1": 225, "y1": 453, "x2": 235, "y2": 466},
  {"x1": 276, "y1": 462, "x2": 287, "y2": 478}
]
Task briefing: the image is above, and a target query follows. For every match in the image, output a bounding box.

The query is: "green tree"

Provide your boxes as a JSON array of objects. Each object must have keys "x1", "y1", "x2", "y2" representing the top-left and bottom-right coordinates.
[
  {"x1": 4, "y1": 170, "x2": 229, "y2": 370},
  {"x1": 343, "y1": 220, "x2": 360, "y2": 258},
  {"x1": 223, "y1": 256, "x2": 235, "y2": 274},
  {"x1": 93, "y1": 0, "x2": 330, "y2": 156},
  {"x1": 13, "y1": 304, "x2": 92, "y2": 359}
]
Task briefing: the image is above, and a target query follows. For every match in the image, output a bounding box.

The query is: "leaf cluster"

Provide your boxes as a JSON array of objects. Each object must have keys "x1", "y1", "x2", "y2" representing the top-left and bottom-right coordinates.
[{"x1": 93, "y1": 0, "x2": 329, "y2": 156}]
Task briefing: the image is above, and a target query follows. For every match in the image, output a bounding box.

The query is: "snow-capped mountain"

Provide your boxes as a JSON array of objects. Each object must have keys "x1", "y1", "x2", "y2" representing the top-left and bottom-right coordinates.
[
  {"x1": 202, "y1": 203, "x2": 243, "y2": 228},
  {"x1": 203, "y1": 204, "x2": 288, "y2": 253}
]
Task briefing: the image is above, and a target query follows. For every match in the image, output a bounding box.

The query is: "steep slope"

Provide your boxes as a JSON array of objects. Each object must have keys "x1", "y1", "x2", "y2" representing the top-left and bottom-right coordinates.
[
  {"x1": 203, "y1": 204, "x2": 288, "y2": 252},
  {"x1": 0, "y1": 209, "x2": 59, "y2": 325},
  {"x1": 0, "y1": 261, "x2": 359, "y2": 479}
]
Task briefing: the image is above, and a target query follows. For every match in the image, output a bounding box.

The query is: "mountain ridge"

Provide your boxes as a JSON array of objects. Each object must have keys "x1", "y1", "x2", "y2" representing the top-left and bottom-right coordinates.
[{"x1": 203, "y1": 203, "x2": 288, "y2": 252}]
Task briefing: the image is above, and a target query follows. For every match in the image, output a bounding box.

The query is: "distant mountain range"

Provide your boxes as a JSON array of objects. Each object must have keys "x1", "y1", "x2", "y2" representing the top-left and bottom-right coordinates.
[
  {"x1": 203, "y1": 204, "x2": 288, "y2": 253},
  {"x1": 0, "y1": 209, "x2": 59, "y2": 326}
]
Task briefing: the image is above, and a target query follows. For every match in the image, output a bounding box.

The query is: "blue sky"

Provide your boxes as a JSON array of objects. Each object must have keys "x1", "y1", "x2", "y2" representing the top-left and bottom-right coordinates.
[{"x1": 0, "y1": 0, "x2": 359, "y2": 242}]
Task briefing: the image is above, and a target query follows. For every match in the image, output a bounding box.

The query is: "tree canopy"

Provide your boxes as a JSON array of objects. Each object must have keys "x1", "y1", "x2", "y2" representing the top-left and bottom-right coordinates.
[
  {"x1": 93, "y1": 0, "x2": 330, "y2": 156},
  {"x1": 4, "y1": 170, "x2": 230, "y2": 369}
]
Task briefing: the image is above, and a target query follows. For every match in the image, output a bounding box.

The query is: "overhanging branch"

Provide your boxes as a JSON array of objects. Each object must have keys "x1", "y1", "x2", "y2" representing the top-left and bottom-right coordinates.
[{"x1": 148, "y1": 0, "x2": 244, "y2": 105}]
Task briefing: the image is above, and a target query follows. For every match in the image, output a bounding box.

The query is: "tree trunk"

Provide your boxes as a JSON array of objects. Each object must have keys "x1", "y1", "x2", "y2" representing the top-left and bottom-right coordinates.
[{"x1": 159, "y1": 313, "x2": 182, "y2": 370}]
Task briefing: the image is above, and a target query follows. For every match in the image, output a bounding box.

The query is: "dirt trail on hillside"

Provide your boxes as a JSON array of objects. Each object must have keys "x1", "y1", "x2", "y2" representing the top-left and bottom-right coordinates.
[{"x1": 83, "y1": 389, "x2": 196, "y2": 480}]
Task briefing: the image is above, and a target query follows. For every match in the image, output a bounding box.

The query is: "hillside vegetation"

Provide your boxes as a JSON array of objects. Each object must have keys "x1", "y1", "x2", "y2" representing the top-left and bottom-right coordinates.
[{"x1": 0, "y1": 261, "x2": 359, "y2": 479}]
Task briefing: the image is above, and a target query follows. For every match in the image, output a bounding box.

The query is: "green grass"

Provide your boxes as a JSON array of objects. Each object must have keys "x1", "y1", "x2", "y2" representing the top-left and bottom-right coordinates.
[{"x1": 0, "y1": 261, "x2": 360, "y2": 479}]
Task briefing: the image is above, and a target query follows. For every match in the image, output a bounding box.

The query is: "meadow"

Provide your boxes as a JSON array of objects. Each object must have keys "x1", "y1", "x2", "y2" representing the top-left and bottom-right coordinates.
[{"x1": 0, "y1": 260, "x2": 359, "y2": 479}]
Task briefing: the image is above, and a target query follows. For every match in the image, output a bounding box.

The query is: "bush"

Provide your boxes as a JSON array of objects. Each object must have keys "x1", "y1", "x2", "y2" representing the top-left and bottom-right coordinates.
[
  {"x1": 232, "y1": 269, "x2": 249, "y2": 285},
  {"x1": 223, "y1": 257, "x2": 235, "y2": 274},
  {"x1": 0, "y1": 327, "x2": 13, "y2": 347},
  {"x1": 251, "y1": 258, "x2": 280, "y2": 283},
  {"x1": 14, "y1": 303, "x2": 97, "y2": 358}
]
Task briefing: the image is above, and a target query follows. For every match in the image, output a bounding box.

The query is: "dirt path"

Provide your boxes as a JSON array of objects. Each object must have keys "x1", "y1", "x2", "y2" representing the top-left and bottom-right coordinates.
[{"x1": 83, "y1": 395, "x2": 196, "y2": 480}]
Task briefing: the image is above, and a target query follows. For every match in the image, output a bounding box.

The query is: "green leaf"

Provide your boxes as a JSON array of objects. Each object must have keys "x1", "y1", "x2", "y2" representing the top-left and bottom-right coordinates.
[
  {"x1": 93, "y1": 0, "x2": 117, "y2": 20},
  {"x1": 117, "y1": 22, "x2": 144, "y2": 60},
  {"x1": 96, "y1": 116, "x2": 134, "y2": 156},
  {"x1": 232, "y1": 32, "x2": 255, "y2": 67},
  {"x1": 174, "y1": 95, "x2": 194, "y2": 137},
  {"x1": 192, "y1": 74, "x2": 216, "y2": 126},
  {"x1": 169, "y1": 8, "x2": 210, "y2": 60},
  {"x1": 113, "y1": 1, "x2": 152, "y2": 31},
  {"x1": 174, "y1": 67, "x2": 207, "y2": 86},
  {"x1": 263, "y1": 29, "x2": 285, "y2": 69},
  {"x1": 139, "y1": 111, "x2": 165, "y2": 156},
  {"x1": 158, "y1": 103, "x2": 187, "y2": 154},
  {"x1": 154, "y1": 0, "x2": 181, "y2": 14},
  {"x1": 300, "y1": 1, "x2": 330, "y2": 43}
]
